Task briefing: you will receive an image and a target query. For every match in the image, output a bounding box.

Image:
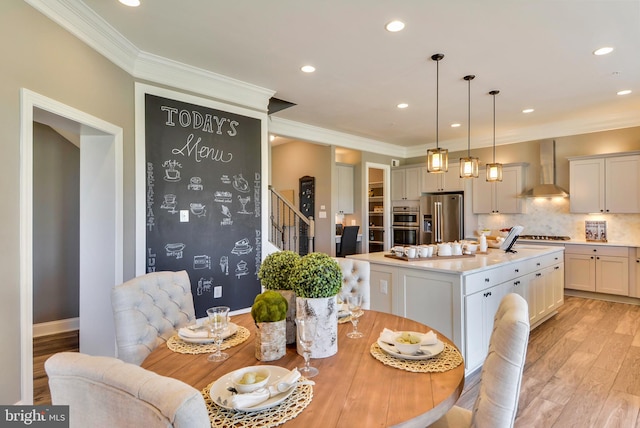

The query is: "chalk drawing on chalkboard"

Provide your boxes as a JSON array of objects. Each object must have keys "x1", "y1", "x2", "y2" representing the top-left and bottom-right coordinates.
[
  {"x1": 220, "y1": 205, "x2": 233, "y2": 226},
  {"x1": 220, "y1": 256, "x2": 229, "y2": 276},
  {"x1": 162, "y1": 160, "x2": 183, "y2": 182},
  {"x1": 214, "y1": 191, "x2": 232, "y2": 203},
  {"x1": 190, "y1": 202, "x2": 206, "y2": 217},
  {"x1": 220, "y1": 175, "x2": 231, "y2": 184},
  {"x1": 187, "y1": 176, "x2": 203, "y2": 191},
  {"x1": 194, "y1": 255, "x2": 212, "y2": 270},
  {"x1": 160, "y1": 194, "x2": 178, "y2": 214},
  {"x1": 235, "y1": 260, "x2": 249, "y2": 279},
  {"x1": 238, "y1": 196, "x2": 252, "y2": 215},
  {"x1": 232, "y1": 174, "x2": 250, "y2": 193},
  {"x1": 231, "y1": 238, "x2": 253, "y2": 255},
  {"x1": 165, "y1": 243, "x2": 185, "y2": 259},
  {"x1": 147, "y1": 248, "x2": 157, "y2": 272},
  {"x1": 197, "y1": 277, "x2": 213, "y2": 296}
]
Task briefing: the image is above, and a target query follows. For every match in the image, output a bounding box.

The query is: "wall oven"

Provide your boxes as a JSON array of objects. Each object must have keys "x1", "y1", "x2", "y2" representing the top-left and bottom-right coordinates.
[{"x1": 392, "y1": 206, "x2": 420, "y2": 246}]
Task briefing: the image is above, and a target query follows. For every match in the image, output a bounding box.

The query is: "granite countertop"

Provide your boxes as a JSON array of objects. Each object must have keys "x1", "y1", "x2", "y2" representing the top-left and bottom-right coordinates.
[{"x1": 347, "y1": 245, "x2": 563, "y2": 275}]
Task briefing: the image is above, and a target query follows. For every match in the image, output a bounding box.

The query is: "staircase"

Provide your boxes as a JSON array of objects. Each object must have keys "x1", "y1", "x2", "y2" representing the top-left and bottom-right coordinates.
[{"x1": 268, "y1": 186, "x2": 314, "y2": 255}]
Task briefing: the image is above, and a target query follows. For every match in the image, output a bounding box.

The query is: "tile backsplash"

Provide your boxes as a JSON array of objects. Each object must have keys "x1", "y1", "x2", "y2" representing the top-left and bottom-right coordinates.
[{"x1": 477, "y1": 198, "x2": 640, "y2": 244}]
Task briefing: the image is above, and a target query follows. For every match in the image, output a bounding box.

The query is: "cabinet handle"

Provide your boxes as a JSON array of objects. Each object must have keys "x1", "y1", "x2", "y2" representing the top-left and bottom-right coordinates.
[
  {"x1": 536, "y1": 273, "x2": 542, "y2": 277},
  {"x1": 515, "y1": 268, "x2": 519, "y2": 273},
  {"x1": 483, "y1": 291, "x2": 492, "y2": 297},
  {"x1": 514, "y1": 280, "x2": 520, "y2": 286},
  {"x1": 536, "y1": 262, "x2": 541, "y2": 266},
  {"x1": 590, "y1": 256, "x2": 594, "y2": 259},
  {"x1": 593, "y1": 249, "x2": 597, "y2": 252},
  {"x1": 484, "y1": 278, "x2": 490, "y2": 282},
  {"x1": 596, "y1": 256, "x2": 600, "y2": 260},
  {"x1": 554, "y1": 266, "x2": 560, "y2": 270}
]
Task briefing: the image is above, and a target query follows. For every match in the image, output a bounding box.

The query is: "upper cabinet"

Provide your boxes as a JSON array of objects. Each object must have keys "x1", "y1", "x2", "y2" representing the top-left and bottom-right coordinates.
[
  {"x1": 569, "y1": 153, "x2": 640, "y2": 214},
  {"x1": 421, "y1": 164, "x2": 463, "y2": 193},
  {"x1": 336, "y1": 163, "x2": 354, "y2": 214},
  {"x1": 472, "y1": 163, "x2": 528, "y2": 214},
  {"x1": 391, "y1": 166, "x2": 421, "y2": 201}
]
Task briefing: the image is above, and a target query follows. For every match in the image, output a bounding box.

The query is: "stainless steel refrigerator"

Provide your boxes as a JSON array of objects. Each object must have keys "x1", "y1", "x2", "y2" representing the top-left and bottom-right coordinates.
[{"x1": 420, "y1": 193, "x2": 464, "y2": 244}]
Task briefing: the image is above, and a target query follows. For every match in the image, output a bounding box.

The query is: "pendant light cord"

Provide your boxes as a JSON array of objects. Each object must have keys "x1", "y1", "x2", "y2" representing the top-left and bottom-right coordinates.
[
  {"x1": 490, "y1": 90, "x2": 500, "y2": 162},
  {"x1": 436, "y1": 59, "x2": 440, "y2": 149}
]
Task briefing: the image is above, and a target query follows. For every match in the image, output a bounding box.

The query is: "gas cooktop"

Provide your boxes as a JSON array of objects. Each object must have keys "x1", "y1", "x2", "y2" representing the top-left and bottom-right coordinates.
[{"x1": 519, "y1": 235, "x2": 571, "y2": 241}]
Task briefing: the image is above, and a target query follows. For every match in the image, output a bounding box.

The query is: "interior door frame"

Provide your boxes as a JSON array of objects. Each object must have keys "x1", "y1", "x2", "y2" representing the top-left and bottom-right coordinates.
[{"x1": 19, "y1": 89, "x2": 123, "y2": 404}]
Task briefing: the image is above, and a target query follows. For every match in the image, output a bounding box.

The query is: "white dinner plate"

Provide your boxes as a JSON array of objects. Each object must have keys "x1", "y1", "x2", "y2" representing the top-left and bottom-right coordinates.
[
  {"x1": 210, "y1": 365, "x2": 296, "y2": 412},
  {"x1": 178, "y1": 322, "x2": 238, "y2": 344},
  {"x1": 377, "y1": 334, "x2": 445, "y2": 360}
]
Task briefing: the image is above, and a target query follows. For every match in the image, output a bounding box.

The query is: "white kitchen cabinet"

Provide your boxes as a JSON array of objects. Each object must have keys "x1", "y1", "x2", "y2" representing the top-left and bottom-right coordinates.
[
  {"x1": 421, "y1": 164, "x2": 463, "y2": 193},
  {"x1": 472, "y1": 163, "x2": 527, "y2": 214},
  {"x1": 465, "y1": 282, "x2": 507, "y2": 370},
  {"x1": 564, "y1": 244, "x2": 629, "y2": 296},
  {"x1": 633, "y1": 248, "x2": 640, "y2": 299},
  {"x1": 336, "y1": 163, "x2": 354, "y2": 214},
  {"x1": 360, "y1": 247, "x2": 564, "y2": 374},
  {"x1": 391, "y1": 166, "x2": 421, "y2": 201},
  {"x1": 569, "y1": 153, "x2": 640, "y2": 213}
]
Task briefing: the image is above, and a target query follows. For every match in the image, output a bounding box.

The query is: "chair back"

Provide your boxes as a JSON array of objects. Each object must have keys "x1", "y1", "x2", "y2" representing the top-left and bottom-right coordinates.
[
  {"x1": 46, "y1": 352, "x2": 209, "y2": 428},
  {"x1": 337, "y1": 225, "x2": 359, "y2": 257},
  {"x1": 334, "y1": 258, "x2": 370, "y2": 309},
  {"x1": 471, "y1": 293, "x2": 530, "y2": 428},
  {"x1": 111, "y1": 270, "x2": 195, "y2": 365}
]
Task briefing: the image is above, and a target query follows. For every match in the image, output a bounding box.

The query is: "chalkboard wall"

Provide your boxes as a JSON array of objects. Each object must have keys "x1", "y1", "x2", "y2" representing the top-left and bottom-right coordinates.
[{"x1": 145, "y1": 94, "x2": 262, "y2": 316}]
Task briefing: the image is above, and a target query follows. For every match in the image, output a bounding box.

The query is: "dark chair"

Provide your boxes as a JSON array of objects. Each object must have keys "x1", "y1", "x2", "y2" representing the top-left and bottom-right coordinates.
[{"x1": 337, "y1": 225, "x2": 359, "y2": 257}]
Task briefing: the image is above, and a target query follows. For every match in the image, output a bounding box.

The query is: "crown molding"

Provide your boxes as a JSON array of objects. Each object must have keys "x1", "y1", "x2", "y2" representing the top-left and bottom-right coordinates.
[
  {"x1": 25, "y1": 0, "x2": 274, "y2": 112},
  {"x1": 24, "y1": 0, "x2": 139, "y2": 73},
  {"x1": 269, "y1": 117, "x2": 407, "y2": 158},
  {"x1": 134, "y1": 51, "x2": 274, "y2": 113}
]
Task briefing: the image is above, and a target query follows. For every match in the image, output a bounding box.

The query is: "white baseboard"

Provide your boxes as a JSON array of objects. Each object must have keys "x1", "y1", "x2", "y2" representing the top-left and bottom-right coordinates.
[{"x1": 33, "y1": 317, "x2": 79, "y2": 337}]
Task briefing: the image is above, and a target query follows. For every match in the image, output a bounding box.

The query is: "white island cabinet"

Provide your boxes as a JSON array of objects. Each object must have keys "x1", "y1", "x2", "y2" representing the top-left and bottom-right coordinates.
[{"x1": 347, "y1": 245, "x2": 564, "y2": 374}]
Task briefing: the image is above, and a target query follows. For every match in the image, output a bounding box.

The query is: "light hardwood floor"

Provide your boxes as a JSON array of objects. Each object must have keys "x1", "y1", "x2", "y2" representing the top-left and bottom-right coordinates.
[
  {"x1": 33, "y1": 330, "x2": 79, "y2": 405},
  {"x1": 457, "y1": 295, "x2": 640, "y2": 427}
]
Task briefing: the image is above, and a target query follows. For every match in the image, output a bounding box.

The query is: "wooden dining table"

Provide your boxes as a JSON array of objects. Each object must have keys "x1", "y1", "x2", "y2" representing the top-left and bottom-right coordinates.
[{"x1": 141, "y1": 310, "x2": 465, "y2": 427}]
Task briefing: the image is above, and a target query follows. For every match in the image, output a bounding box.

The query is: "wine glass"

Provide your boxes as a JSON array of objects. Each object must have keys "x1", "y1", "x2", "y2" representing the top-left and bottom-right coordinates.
[
  {"x1": 346, "y1": 295, "x2": 364, "y2": 339},
  {"x1": 206, "y1": 306, "x2": 230, "y2": 362},
  {"x1": 296, "y1": 317, "x2": 319, "y2": 378}
]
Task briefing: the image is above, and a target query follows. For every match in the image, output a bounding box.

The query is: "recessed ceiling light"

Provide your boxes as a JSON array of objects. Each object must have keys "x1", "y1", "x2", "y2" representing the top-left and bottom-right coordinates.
[
  {"x1": 300, "y1": 65, "x2": 315, "y2": 73},
  {"x1": 617, "y1": 89, "x2": 632, "y2": 96},
  {"x1": 593, "y1": 47, "x2": 614, "y2": 56},
  {"x1": 522, "y1": 108, "x2": 535, "y2": 114},
  {"x1": 119, "y1": 0, "x2": 140, "y2": 6},
  {"x1": 385, "y1": 20, "x2": 405, "y2": 32},
  {"x1": 397, "y1": 103, "x2": 408, "y2": 109},
  {"x1": 451, "y1": 123, "x2": 461, "y2": 128}
]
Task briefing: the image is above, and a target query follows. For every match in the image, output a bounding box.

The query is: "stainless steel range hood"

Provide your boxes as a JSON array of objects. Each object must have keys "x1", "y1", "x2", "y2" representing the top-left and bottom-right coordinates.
[{"x1": 521, "y1": 140, "x2": 569, "y2": 198}]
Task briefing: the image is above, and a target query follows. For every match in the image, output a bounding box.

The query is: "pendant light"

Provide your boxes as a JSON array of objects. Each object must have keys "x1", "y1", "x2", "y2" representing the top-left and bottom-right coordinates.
[
  {"x1": 460, "y1": 75, "x2": 479, "y2": 178},
  {"x1": 427, "y1": 53, "x2": 448, "y2": 173},
  {"x1": 486, "y1": 90, "x2": 503, "y2": 182}
]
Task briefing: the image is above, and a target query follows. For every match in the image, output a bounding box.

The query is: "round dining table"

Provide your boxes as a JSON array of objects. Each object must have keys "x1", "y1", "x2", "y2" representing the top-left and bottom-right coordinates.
[{"x1": 141, "y1": 310, "x2": 465, "y2": 427}]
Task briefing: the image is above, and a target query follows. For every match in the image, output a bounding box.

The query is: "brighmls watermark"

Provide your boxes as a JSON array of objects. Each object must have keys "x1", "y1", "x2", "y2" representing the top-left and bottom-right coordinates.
[{"x1": 0, "y1": 406, "x2": 68, "y2": 427}]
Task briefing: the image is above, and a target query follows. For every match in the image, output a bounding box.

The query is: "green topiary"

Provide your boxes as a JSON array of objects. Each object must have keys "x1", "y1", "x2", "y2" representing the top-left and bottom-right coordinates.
[
  {"x1": 258, "y1": 251, "x2": 300, "y2": 290},
  {"x1": 290, "y1": 252, "x2": 342, "y2": 298},
  {"x1": 251, "y1": 290, "x2": 288, "y2": 323}
]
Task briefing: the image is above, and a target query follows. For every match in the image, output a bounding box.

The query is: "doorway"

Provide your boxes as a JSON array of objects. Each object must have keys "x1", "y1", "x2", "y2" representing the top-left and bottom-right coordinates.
[
  {"x1": 365, "y1": 162, "x2": 391, "y2": 252},
  {"x1": 19, "y1": 89, "x2": 123, "y2": 404}
]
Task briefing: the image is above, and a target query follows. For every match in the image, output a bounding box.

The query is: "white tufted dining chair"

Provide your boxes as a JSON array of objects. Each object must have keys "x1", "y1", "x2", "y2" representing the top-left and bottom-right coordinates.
[
  {"x1": 428, "y1": 293, "x2": 530, "y2": 428},
  {"x1": 334, "y1": 258, "x2": 371, "y2": 310},
  {"x1": 46, "y1": 352, "x2": 210, "y2": 428},
  {"x1": 111, "y1": 270, "x2": 196, "y2": 365}
]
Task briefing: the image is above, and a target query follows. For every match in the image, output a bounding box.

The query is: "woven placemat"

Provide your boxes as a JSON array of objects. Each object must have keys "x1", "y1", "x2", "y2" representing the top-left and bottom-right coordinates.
[
  {"x1": 338, "y1": 310, "x2": 364, "y2": 325},
  {"x1": 370, "y1": 342, "x2": 463, "y2": 373},
  {"x1": 201, "y1": 381, "x2": 313, "y2": 427},
  {"x1": 167, "y1": 326, "x2": 250, "y2": 354}
]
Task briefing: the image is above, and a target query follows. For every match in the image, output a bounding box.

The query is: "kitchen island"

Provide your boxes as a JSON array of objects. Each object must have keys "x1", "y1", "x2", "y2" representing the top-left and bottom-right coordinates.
[{"x1": 348, "y1": 244, "x2": 564, "y2": 373}]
